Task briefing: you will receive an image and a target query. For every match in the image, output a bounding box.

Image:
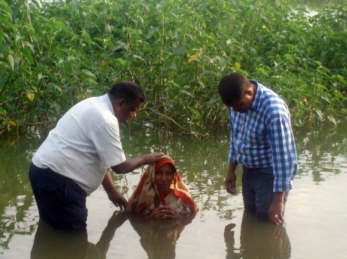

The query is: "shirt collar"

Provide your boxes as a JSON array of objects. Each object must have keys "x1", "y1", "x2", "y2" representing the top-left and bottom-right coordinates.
[
  {"x1": 104, "y1": 94, "x2": 115, "y2": 115},
  {"x1": 249, "y1": 80, "x2": 262, "y2": 111}
]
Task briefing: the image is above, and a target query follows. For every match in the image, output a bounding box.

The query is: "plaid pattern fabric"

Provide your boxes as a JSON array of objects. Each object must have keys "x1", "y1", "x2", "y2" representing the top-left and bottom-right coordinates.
[{"x1": 228, "y1": 81, "x2": 297, "y2": 192}]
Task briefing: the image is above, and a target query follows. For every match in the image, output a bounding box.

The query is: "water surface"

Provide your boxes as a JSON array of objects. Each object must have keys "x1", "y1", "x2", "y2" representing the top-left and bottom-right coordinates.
[{"x1": 0, "y1": 118, "x2": 346, "y2": 259}]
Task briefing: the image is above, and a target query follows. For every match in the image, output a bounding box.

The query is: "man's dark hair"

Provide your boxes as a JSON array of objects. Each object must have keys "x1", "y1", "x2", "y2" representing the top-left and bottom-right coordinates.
[
  {"x1": 108, "y1": 81, "x2": 146, "y2": 103},
  {"x1": 218, "y1": 72, "x2": 249, "y2": 106}
]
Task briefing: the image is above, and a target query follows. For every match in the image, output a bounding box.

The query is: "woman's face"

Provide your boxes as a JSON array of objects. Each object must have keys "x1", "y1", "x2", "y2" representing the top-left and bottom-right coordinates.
[{"x1": 155, "y1": 164, "x2": 175, "y2": 192}]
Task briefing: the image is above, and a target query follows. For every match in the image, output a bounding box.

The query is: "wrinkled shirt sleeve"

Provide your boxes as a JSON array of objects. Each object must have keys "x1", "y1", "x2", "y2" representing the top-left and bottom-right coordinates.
[{"x1": 268, "y1": 117, "x2": 298, "y2": 192}]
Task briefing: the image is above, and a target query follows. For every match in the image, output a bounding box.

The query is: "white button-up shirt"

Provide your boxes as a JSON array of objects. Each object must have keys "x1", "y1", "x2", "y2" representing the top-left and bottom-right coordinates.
[{"x1": 33, "y1": 94, "x2": 126, "y2": 194}]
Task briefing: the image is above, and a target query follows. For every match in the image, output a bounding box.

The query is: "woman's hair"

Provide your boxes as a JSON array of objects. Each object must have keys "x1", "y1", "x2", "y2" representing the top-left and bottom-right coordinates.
[
  {"x1": 108, "y1": 81, "x2": 146, "y2": 103},
  {"x1": 218, "y1": 72, "x2": 249, "y2": 106}
]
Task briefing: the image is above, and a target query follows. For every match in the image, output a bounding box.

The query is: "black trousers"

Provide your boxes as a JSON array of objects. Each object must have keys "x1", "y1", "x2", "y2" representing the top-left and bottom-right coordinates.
[{"x1": 29, "y1": 163, "x2": 88, "y2": 231}]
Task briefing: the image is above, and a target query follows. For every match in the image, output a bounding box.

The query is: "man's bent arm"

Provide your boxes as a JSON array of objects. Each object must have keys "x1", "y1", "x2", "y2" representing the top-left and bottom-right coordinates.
[
  {"x1": 111, "y1": 152, "x2": 164, "y2": 174},
  {"x1": 102, "y1": 172, "x2": 127, "y2": 209}
]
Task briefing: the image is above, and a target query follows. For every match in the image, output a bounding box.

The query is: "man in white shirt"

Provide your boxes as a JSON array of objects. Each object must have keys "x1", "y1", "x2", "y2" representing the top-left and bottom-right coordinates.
[{"x1": 29, "y1": 81, "x2": 164, "y2": 231}]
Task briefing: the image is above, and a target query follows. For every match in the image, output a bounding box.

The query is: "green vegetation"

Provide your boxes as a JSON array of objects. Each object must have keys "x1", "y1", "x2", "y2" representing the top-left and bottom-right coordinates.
[{"x1": 0, "y1": 0, "x2": 346, "y2": 136}]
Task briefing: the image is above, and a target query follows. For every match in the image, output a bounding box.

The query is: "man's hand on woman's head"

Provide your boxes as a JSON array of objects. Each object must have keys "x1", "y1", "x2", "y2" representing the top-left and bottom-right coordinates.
[
  {"x1": 143, "y1": 153, "x2": 165, "y2": 164},
  {"x1": 112, "y1": 153, "x2": 165, "y2": 174}
]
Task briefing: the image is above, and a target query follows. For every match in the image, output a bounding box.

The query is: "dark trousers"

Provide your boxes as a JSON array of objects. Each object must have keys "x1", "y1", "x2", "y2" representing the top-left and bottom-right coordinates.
[
  {"x1": 242, "y1": 166, "x2": 287, "y2": 218},
  {"x1": 29, "y1": 163, "x2": 88, "y2": 231}
]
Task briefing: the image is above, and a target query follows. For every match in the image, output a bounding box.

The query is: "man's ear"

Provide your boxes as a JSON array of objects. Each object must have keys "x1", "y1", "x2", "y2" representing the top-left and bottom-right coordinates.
[
  {"x1": 118, "y1": 98, "x2": 126, "y2": 107},
  {"x1": 111, "y1": 98, "x2": 125, "y2": 115},
  {"x1": 245, "y1": 84, "x2": 256, "y2": 98},
  {"x1": 244, "y1": 88, "x2": 253, "y2": 97}
]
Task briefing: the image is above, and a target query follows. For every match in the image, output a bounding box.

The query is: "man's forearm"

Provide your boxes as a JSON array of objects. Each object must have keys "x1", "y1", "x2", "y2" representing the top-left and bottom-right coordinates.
[
  {"x1": 272, "y1": 192, "x2": 286, "y2": 204},
  {"x1": 102, "y1": 171, "x2": 118, "y2": 195},
  {"x1": 102, "y1": 172, "x2": 128, "y2": 209},
  {"x1": 228, "y1": 162, "x2": 238, "y2": 175},
  {"x1": 111, "y1": 152, "x2": 164, "y2": 174},
  {"x1": 111, "y1": 156, "x2": 146, "y2": 174}
]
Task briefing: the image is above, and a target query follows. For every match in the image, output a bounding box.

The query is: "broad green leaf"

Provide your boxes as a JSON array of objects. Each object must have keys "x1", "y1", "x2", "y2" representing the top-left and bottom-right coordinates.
[
  {"x1": 175, "y1": 46, "x2": 185, "y2": 55},
  {"x1": 0, "y1": 71, "x2": 9, "y2": 92},
  {"x1": 207, "y1": 97, "x2": 218, "y2": 105},
  {"x1": 0, "y1": 44, "x2": 10, "y2": 53},
  {"x1": 116, "y1": 58, "x2": 127, "y2": 67},
  {"x1": 188, "y1": 107, "x2": 201, "y2": 120},
  {"x1": 315, "y1": 109, "x2": 324, "y2": 121},
  {"x1": 180, "y1": 89, "x2": 193, "y2": 97},
  {"x1": 26, "y1": 91, "x2": 35, "y2": 102},
  {"x1": 8, "y1": 54, "x2": 14, "y2": 70},
  {"x1": 320, "y1": 96, "x2": 330, "y2": 104},
  {"x1": 81, "y1": 69, "x2": 96, "y2": 80},
  {"x1": 105, "y1": 24, "x2": 112, "y2": 33},
  {"x1": 48, "y1": 83, "x2": 62, "y2": 93},
  {"x1": 81, "y1": 30, "x2": 93, "y2": 44},
  {"x1": 327, "y1": 115, "x2": 337, "y2": 126},
  {"x1": 22, "y1": 47, "x2": 34, "y2": 64}
]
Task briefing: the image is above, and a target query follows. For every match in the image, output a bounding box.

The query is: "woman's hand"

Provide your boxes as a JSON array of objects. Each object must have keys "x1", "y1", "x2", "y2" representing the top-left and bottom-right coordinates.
[{"x1": 151, "y1": 206, "x2": 179, "y2": 219}]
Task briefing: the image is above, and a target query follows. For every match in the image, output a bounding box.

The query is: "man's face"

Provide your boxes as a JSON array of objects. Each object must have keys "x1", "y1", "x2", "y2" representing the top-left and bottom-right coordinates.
[
  {"x1": 230, "y1": 96, "x2": 252, "y2": 113},
  {"x1": 116, "y1": 99, "x2": 142, "y2": 123},
  {"x1": 229, "y1": 84, "x2": 254, "y2": 113}
]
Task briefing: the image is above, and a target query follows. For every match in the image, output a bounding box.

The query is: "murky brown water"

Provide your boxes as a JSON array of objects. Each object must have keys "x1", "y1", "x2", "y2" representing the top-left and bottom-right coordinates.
[{"x1": 0, "y1": 118, "x2": 346, "y2": 259}]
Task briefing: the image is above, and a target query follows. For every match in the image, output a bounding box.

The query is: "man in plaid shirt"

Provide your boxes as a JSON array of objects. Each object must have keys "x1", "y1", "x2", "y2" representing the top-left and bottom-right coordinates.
[{"x1": 218, "y1": 72, "x2": 297, "y2": 225}]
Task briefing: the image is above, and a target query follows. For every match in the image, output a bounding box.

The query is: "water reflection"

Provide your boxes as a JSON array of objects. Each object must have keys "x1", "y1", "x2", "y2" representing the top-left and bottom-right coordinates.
[
  {"x1": 128, "y1": 214, "x2": 194, "y2": 259},
  {"x1": 224, "y1": 212, "x2": 291, "y2": 259},
  {"x1": 0, "y1": 120, "x2": 346, "y2": 258},
  {"x1": 0, "y1": 138, "x2": 38, "y2": 250},
  {"x1": 294, "y1": 120, "x2": 347, "y2": 182},
  {"x1": 31, "y1": 211, "x2": 127, "y2": 259},
  {"x1": 30, "y1": 211, "x2": 193, "y2": 259}
]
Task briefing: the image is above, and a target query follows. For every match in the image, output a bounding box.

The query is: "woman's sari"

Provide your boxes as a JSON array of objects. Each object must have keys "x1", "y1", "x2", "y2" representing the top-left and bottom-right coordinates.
[{"x1": 127, "y1": 156, "x2": 197, "y2": 216}]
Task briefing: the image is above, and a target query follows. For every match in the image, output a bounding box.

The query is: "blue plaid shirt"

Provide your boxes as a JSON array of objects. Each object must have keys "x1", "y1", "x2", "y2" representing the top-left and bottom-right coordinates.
[{"x1": 228, "y1": 80, "x2": 297, "y2": 192}]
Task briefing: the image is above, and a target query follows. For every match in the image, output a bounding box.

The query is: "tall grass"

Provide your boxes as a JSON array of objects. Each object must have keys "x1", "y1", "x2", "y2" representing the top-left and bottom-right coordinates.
[{"x1": 0, "y1": 0, "x2": 346, "y2": 136}]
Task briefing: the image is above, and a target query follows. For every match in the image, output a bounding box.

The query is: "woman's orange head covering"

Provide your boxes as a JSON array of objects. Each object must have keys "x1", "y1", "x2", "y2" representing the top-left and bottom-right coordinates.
[
  {"x1": 155, "y1": 156, "x2": 176, "y2": 173},
  {"x1": 127, "y1": 156, "x2": 198, "y2": 215}
]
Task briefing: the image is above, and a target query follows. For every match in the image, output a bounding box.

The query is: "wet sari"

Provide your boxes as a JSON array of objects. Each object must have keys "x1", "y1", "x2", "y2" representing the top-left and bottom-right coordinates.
[{"x1": 127, "y1": 156, "x2": 197, "y2": 217}]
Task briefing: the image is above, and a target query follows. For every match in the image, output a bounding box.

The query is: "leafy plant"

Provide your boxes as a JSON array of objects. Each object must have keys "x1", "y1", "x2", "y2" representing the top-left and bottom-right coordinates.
[{"x1": 0, "y1": 0, "x2": 346, "y2": 136}]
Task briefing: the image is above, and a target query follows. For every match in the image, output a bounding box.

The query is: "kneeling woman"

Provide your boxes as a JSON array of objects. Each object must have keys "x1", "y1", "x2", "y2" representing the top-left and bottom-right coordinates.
[{"x1": 127, "y1": 156, "x2": 198, "y2": 219}]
